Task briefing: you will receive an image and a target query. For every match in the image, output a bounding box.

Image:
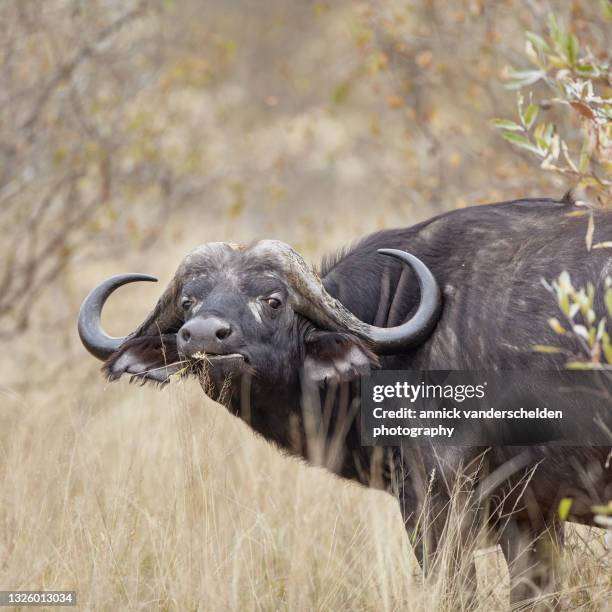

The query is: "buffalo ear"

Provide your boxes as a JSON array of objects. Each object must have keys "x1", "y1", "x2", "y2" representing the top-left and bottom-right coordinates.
[
  {"x1": 103, "y1": 334, "x2": 183, "y2": 384},
  {"x1": 303, "y1": 331, "x2": 378, "y2": 384}
]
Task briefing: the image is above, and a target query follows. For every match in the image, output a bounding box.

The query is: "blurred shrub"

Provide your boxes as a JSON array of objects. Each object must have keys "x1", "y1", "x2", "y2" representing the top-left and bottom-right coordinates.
[
  {"x1": 355, "y1": 0, "x2": 609, "y2": 208},
  {"x1": 0, "y1": 1, "x2": 168, "y2": 334},
  {"x1": 0, "y1": 0, "x2": 239, "y2": 335}
]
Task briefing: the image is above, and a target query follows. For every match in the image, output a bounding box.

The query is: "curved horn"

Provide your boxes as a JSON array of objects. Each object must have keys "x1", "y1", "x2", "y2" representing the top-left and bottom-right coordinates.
[
  {"x1": 78, "y1": 273, "x2": 158, "y2": 361},
  {"x1": 365, "y1": 249, "x2": 442, "y2": 352},
  {"x1": 250, "y1": 241, "x2": 442, "y2": 354}
]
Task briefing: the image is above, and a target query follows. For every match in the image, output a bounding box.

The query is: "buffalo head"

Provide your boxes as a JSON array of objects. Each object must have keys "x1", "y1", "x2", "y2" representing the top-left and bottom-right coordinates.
[{"x1": 78, "y1": 240, "x2": 441, "y2": 406}]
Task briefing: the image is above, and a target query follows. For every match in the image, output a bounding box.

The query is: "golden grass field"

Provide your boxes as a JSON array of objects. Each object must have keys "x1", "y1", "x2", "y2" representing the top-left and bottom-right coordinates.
[{"x1": 0, "y1": 233, "x2": 610, "y2": 612}]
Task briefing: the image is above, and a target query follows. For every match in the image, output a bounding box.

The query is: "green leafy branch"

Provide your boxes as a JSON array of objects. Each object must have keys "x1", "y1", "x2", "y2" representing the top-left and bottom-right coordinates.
[
  {"x1": 491, "y1": 13, "x2": 612, "y2": 206},
  {"x1": 542, "y1": 268, "x2": 612, "y2": 537},
  {"x1": 535, "y1": 271, "x2": 612, "y2": 368}
]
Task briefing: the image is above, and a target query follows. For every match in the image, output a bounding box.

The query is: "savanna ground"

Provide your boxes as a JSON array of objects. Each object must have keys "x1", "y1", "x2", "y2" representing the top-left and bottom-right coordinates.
[{"x1": 0, "y1": 1, "x2": 610, "y2": 610}]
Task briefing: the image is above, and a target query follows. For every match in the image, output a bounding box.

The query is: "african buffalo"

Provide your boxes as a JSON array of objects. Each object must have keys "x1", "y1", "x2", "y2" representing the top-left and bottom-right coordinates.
[{"x1": 78, "y1": 198, "x2": 612, "y2": 604}]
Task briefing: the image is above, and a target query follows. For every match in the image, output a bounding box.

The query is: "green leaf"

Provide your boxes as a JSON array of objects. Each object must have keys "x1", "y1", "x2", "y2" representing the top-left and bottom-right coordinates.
[
  {"x1": 558, "y1": 270, "x2": 573, "y2": 293},
  {"x1": 591, "y1": 502, "x2": 612, "y2": 515},
  {"x1": 525, "y1": 31, "x2": 550, "y2": 53},
  {"x1": 501, "y1": 131, "x2": 542, "y2": 155},
  {"x1": 504, "y1": 69, "x2": 545, "y2": 90},
  {"x1": 576, "y1": 64, "x2": 598, "y2": 77},
  {"x1": 533, "y1": 122, "x2": 555, "y2": 151},
  {"x1": 548, "y1": 317, "x2": 566, "y2": 334},
  {"x1": 588, "y1": 326, "x2": 597, "y2": 347},
  {"x1": 566, "y1": 361, "x2": 598, "y2": 370},
  {"x1": 547, "y1": 14, "x2": 563, "y2": 47},
  {"x1": 596, "y1": 317, "x2": 605, "y2": 340},
  {"x1": 533, "y1": 344, "x2": 564, "y2": 354},
  {"x1": 533, "y1": 123, "x2": 547, "y2": 149},
  {"x1": 587, "y1": 282, "x2": 595, "y2": 305},
  {"x1": 565, "y1": 33, "x2": 579, "y2": 65},
  {"x1": 544, "y1": 122, "x2": 554, "y2": 141},
  {"x1": 559, "y1": 293, "x2": 570, "y2": 316},
  {"x1": 490, "y1": 118, "x2": 524, "y2": 131},
  {"x1": 558, "y1": 497, "x2": 573, "y2": 520},
  {"x1": 333, "y1": 81, "x2": 352, "y2": 105},
  {"x1": 548, "y1": 54, "x2": 567, "y2": 69},
  {"x1": 523, "y1": 103, "x2": 539, "y2": 130},
  {"x1": 605, "y1": 287, "x2": 612, "y2": 318},
  {"x1": 585, "y1": 212, "x2": 594, "y2": 251}
]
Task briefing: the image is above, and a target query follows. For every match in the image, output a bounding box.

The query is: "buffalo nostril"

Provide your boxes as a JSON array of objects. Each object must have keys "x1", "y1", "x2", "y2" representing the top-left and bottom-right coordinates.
[
  {"x1": 215, "y1": 324, "x2": 232, "y2": 340},
  {"x1": 180, "y1": 328, "x2": 191, "y2": 343}
]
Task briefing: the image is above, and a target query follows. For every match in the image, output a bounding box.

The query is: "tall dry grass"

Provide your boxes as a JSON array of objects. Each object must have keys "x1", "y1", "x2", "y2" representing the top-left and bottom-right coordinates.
[{"x1": 0, "y1": 366, "x2": 609, "y2": 610}]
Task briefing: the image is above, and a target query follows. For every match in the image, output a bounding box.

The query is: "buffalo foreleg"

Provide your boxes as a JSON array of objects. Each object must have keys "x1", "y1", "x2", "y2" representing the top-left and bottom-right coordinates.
[{"x1": 499, "y1": 516, "x2": 564, "y2": 608}]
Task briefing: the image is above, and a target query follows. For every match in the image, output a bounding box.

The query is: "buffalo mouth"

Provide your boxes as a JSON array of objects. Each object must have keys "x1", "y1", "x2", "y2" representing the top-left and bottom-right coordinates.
[{"x1": 189, "y1": 351, "x2": 247, "y2": 372}]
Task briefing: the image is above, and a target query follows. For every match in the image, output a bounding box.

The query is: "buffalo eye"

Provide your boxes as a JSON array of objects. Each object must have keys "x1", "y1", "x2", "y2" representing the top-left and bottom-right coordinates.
[
  {"x1": 181, "y1": 297, "x2": 193, "y2": 311},
  {"x1": 263, "y1": 295, "x2": 282, "y2": 310}
]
